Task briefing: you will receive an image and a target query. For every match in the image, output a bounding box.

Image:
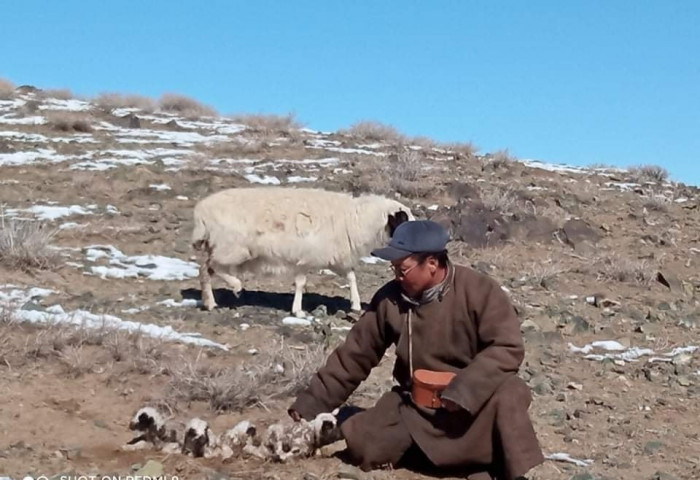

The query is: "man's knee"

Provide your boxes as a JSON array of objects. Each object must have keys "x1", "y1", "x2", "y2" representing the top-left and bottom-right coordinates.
[{"x1": 493, "y1": 375, "x2": 532, "y2": 410}]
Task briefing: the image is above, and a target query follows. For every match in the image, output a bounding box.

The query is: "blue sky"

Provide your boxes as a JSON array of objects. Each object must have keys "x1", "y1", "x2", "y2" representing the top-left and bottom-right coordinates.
[{"x1": 1, "y1": 1, "x2": 698, "y2": 185}]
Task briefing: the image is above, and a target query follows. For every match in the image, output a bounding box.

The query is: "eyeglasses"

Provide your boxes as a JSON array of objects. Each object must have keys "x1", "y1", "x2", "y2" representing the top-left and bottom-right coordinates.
[{"x1": 389, "y1": 262, "x2": 420, "y2": 279}]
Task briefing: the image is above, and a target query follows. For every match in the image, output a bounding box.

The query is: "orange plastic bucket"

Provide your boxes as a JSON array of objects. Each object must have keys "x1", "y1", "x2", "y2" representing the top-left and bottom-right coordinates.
[{"x1": 411, "y1": 369, "x2": 456, "y2": 409}]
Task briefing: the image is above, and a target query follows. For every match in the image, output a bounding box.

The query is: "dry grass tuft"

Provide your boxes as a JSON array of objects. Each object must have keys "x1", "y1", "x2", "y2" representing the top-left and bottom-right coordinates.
[
  {"x1": 38, "y1": 88, "x2": 73, "y2": 100},
  {"x1": 45, "y1": 112, "x2": 93, "y2": 133},
  {"x1": 479, "y1": 185, "x2": 520, "y2": 216},
  {"x1": 158, "y1": 93, "x2": 217, "y2": 117},
  {"x1": 349, "y1": 150, "x2": 432, "y2": 198},
  {"x1": 0, "y1": 214, "x2": 59, "y2": 271},
  {"x1": 487, "y1": 149, "x2": 516, "y2": 169},
  {"x1": 94, "y1": 92, "x2": 157, "y2": 113},
  {"x1": 229, "y1": 113, "x2": 304, "y2": 136},
  {"x1": 595, "y1": 252, "x2": 656, "y2": 286},
  {"x1": 339, "y1": 120, "x2": 405, "y2": 144},
  {"x1": 442, "y1": 141, "x2": 480, "y2": 158},
  {"x1": 642, "y1": 195, "x2": 670, "y2": 212},
  {"x1": 524, "y1": 260, "x2": 570, "y2": 289},
  {"x1": 0, "y1": 77, "x2": 15, "y2": 100},
  {"x1": 629, "y1": 164, "x2": 669, "y2": 184},
  {"x1": 166, "y1": 340, "x2": 328, "y2": 412}
]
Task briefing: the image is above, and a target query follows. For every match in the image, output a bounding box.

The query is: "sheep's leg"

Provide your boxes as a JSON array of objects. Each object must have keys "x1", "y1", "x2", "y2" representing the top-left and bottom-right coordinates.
[
  {"x1": 292, "y1": 274, "x2": 306, "y2": 317},
  {"x1": 215, "y1": 271, "x2": 243, "y2": 296},
  {"x1": 200, "y1": 259, "x2": 216, "y2": 311},
  {"x1": 347, "y1": 271, "x2": 361, "y2": 313}
]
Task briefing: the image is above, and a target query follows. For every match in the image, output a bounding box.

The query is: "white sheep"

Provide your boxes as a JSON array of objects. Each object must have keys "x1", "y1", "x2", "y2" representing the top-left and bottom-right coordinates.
[
  {"x1": 182, "y1": 417, "x2": 233, "y2": 459},
  {"x1": 191, "y1": 187, "x2": 413, "y2": 316}
]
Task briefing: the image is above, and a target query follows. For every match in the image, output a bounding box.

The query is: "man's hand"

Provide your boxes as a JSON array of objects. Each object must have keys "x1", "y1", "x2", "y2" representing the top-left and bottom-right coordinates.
[
  {"x1": 288, "y1": 408, "x2": 302, "y2": 422},
  {"x1": 441, "y1": 398, "x2": 462, "y2": 413}
]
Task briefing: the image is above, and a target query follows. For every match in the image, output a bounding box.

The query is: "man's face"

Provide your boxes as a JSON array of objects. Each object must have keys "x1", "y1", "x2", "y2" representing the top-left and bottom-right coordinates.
[{"x1": 390, "y1": 254, "x2": 439, "y2": 297}]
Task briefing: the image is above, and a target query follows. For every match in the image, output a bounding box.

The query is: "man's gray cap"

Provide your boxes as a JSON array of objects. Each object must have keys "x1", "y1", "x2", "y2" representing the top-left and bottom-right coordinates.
[{"x1": 371, "y1": 220, "x2": 449, "y2": 261}]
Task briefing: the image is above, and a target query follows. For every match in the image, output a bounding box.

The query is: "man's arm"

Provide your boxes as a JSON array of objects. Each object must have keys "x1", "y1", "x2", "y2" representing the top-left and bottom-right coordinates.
[
  {"x1": 440, "y1": 275, "x2": 524, "y2": 414},
  {"x1": 289, "y1": 293, "x2": 392, "y2": 420}
]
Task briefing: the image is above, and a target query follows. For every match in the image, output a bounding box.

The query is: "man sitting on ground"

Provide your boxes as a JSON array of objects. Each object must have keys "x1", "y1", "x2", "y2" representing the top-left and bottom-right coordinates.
[{"x1": 289, "y1": 220, "x2": 545, "y2": 480}]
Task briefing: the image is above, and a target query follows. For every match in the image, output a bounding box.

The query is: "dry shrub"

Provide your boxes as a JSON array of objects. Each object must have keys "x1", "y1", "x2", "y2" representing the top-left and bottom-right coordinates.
[
  {"x1": 595, "y1": 252, "x2": 655, "y2": 286},
  {"x1": 45, "y1": 112, "x2": 93, "y2": 133},
  {"x1": 0, "y1": 77, "x2": 15, "y2": 100},
  {"x1": 38, "y1": 88, "x2": 73, "y2": 100},
  {"x1": 479, "y1": 185, "x2": 520, "y2": 216},
  {"x1": 629, "y1": 164, "x2": 669, "y2": 184},
  {"x1": 409, "y1": 136, "x2": 437, "y2": 150},
  {"x1": 339, "y1": 120, "x2": 405, "y2": 144},
  {"x1": 524, "y1": 260, "x2": 570, "y2": 289},
  {"x1": 350, "y1": 151, "x2": 432, "y2": 198},
  {"x1": 95, "y1": 92, "x2": 156, "y2": 112},
  {"x1": 0, "y1": 215, "x2": 59, "y2": 271},
  {"x1": 642, "y1": 195, "x2": 670, "y2": 212},
  {"x1": 488, "y1": 149, "x2": 516, "y2": 169},
  {"x1": 229, "y1": 113, "x2": 304, "y2": 136},
  {"x1": 166, "y1": 340, "x2": 328, "y2": 412},
  {"x1": 158, "y1": 93, "x2": 217, "y2": 117},
  {"x1": 442, "y1": 141, "x2": 480, "y2": 158}
]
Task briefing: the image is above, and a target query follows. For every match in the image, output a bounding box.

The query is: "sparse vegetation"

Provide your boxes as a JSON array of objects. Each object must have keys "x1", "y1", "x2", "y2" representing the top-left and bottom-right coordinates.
[
  {"x1": 488, "y1": 149, "x2": 516, "y2": 168},
  {"x1": 94, "y1": 92, "x2": 157, "y2": 113},
  {"x1": 643, "y1": 195, "x2": 670, "y2": 212},
  {"x1": 166, "y1": 340, "x2": 328, "y2": 412},
  {"x1": 339, "y1": 120, "x2": 406, "y2": 144},
  {"x1": 0, "y1": 77, "x2": 15, "y2": 99},
  {"x1": 595, "y1": 252, "x2": 656, "y2": 285},
  {"x1": 229, "y1": 113, "x2": 304, "y2": 136},
  {"x1": 38, "y1": 88, "x2": 74, "y2": 100},
  {"x1": 480, "y1": 185, "x2": 520, "y2": 215},
  {"x1": 158, "y1": 93, "x2": 217, "y2": 117},
  {"x1": 46, "y1": 112, "x2": 93, "y2": 133},
  {"x1": 0, "y1": 215, "x2": 59, "y2": 271},
  {"x1": 442, "y1": 141, "x2": 480, "y2": 158},
  {"x1": 629, "y1": 164, "x2": 669, "y2": 184}
]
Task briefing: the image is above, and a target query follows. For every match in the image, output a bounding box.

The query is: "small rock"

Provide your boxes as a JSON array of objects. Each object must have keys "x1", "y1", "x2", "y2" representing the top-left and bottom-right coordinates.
[
  {"x1": 93, "y1": 419, "x2": 108, "y2": 429},
  {"x1": 520, "y1": 319, "x2": 541, "y2": 332},
  {"x1": 303, "y1": 474, "x2": 321, "y2": 480},
  {"x1": 653, "y1": 472, "x2": 680, "y2": 480},
  {"x1": 311, "y1": 305, "x2": 328, "y2": 318},
  {"x1": 136, "y1": 460, "x2": 163, "y2": 477},
  {"x1": 570, "y1": 474, "x2": 595, "y2": 480},
  {"x1": 643, "y1": 440, "x2": 665, "y2": 455},
  {"x1": 677, "y1": 376, "x2": 691, "y2": 387},
  {"x1": 20, "y1": 301, "x2": 45, "y2": 312},
  {"x1": 60, "y1": 447, "x2": 82, "y2": 460},
  {"x1": 131, "y1": 464, "x2": 142, "y2": 472},
  {"x1": 337, "y1": 467, "x2": 363, "y2": 480},
  {"x1": 567, "y1": 382, "x2": 584, "y2": 391},
  {"x1": 209, "y1": 472, "x2": 230, "y2": 480}
]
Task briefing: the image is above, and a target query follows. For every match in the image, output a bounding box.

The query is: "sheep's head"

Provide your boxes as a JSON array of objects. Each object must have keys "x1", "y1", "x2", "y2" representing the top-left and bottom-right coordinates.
[
  {"x1": 311, "y1": 412, "x2": 340, "y2": 447},
  {"x1": 387, "y1": 210, "x2": 410, "y2": 237},
  {"x1": 182, "y1": 418, "x2": 211, "y2": 457},
  {"x1": 223, "y1": 420, "x2": 258, "y2": 447},
  {"x1": 129, "y1": 407, "x2": 166, "y2": 438}
]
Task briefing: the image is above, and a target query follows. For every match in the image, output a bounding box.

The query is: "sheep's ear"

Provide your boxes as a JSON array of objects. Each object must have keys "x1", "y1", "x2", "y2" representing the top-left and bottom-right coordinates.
[{"x1": 387, "y1": 210, "x2": 409, "y2": 236}]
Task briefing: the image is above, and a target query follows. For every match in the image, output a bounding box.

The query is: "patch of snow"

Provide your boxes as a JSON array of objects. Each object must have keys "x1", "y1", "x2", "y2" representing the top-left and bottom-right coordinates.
[
  {"x1": 176, "y1": 195, "x2": 189, "y2": 201},
  {"x1": 306, "y1": 138, "x2": 341, "y2": 148},
  {"x1": 38, "y1": 98, "x2": 92, "y2": 112},
  {"x1": 150, "y1": 183, "x2": 171, "y2": 191},
  {"x1": 570, "y1": 341, "x2": 697, "y2": 363},
  {"x1": 0, "y1": 131, "x2": 49, "y2": 142},
  {"x1": 568, "y1": 340, "x2": 627, "y2": 354},
  {"x1": 282, "y1": 317, "x2": 313, "y2": 327},
  {"x1": 83, "y1": 244, "x2": 199, "y2": 281},
  {"x1": 59, "y1": 222, "x2": 85, "y2": 230},
  {"x1": 106, "y1": 205, "x2": 120, "y2": 215},
  {"x1": 427, "y1": 205, "x2": 439, "y2": 211},
  {"x1": 0, "y1": 114, "x2": 47, "y2": 125},
  {"x1": 157, "y1": 298, "x2": 203, "y2": 308},
  {"x1": 0, "y1": 148, "x2": 67, "y2": 167},
  {"x1": 545, "y1": 453, "x2": 593, "y2": 467},
  {"x1": 521, "y1": 159, "x2": 589, "y2": 175},
  {"x1": 604, "y1": 181, "x2": 640, "y2": 191},
  {"x1": 113, "y1": 129, "x2": 228, "y2": 146},
  {"x1": 674, "y1": 197, "x2": 689, "y2": 203},
  {"x1": 357, "y1": 143, "x2": 385, "y2": 149},
  {"x1": 25, "y1": 204, "x2": 92, "y2": 221},
  {"x1": 240, "y1": 323, "x2": 250, "y2": 331},
  {"x1": 323, "y1": 146, "x2": 387, "y2": 156},
  {"x1": 65, "y1": 262, "x2": 84, "y2": 268},
  {"x1": 245, "y1": 174, "x2": 281, "y2": 185},
  {"x1": 121, "y1": 306, "x2": 151, "y2": 314},
  {"x1": 287, "y1": 176, "x2": 318, "y2": 183}
]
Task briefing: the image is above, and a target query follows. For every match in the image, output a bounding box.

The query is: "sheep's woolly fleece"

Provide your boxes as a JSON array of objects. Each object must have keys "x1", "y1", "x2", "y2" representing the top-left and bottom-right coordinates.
[{"x1": 123, "y1": 405, "x2": 341, "y2": 463}]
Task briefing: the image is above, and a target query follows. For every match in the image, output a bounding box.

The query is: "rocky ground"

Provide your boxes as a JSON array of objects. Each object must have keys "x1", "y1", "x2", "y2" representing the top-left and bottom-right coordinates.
[{"x1": 0, "y1": 84, "x2": 698, "y2": 480}]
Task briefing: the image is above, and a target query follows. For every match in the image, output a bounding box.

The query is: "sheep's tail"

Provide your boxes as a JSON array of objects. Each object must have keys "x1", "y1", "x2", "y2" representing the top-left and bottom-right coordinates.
[{"x1": 191, "y1": 208, "x2": 209, "y2": 252}]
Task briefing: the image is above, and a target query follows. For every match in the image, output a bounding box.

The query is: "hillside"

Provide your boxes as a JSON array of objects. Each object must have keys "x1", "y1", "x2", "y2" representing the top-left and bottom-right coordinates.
[{"x1": 0, "y1": 81, "x2": 699, "y2": 480}]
